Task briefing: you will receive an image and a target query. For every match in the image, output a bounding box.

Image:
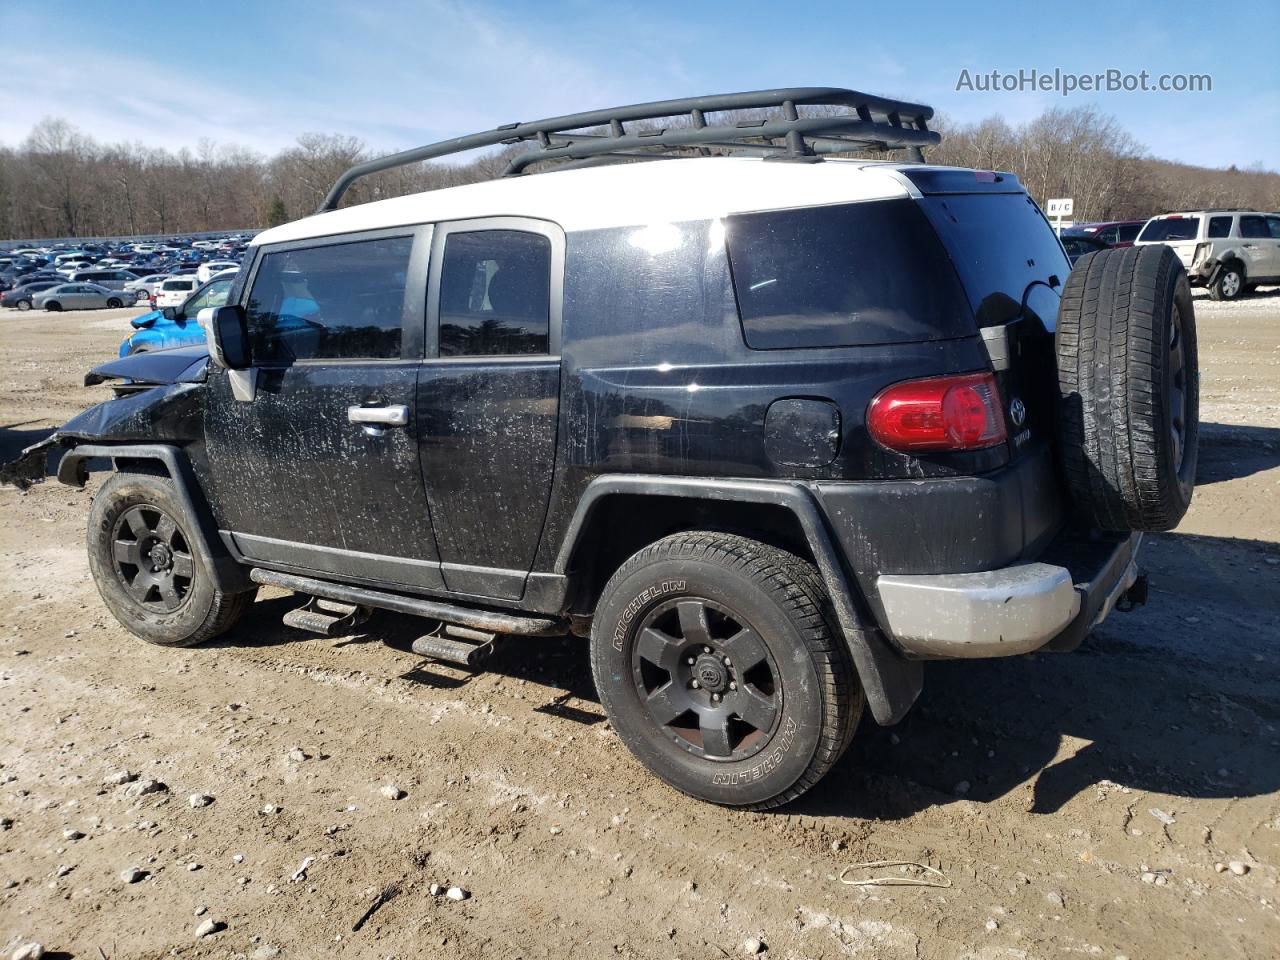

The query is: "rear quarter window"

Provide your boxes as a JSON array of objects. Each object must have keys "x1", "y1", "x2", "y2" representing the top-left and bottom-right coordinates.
[
  {"x1": 1207, "y1": 216, "x2": 1233, "y2": 238},
  {"x1": 1139, "y1": 218, "x2": 1201, "y2": 242},
  {"x1": 726, "y1": 199, "x2": 972, "y2": 349}
]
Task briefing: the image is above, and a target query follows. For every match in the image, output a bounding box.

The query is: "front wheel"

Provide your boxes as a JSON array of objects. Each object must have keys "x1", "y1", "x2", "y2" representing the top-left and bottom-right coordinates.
[
  {"x1": 590, "y1": 532, "x2": 862, "y2": 809},
  {"x1": 107, "y1": 297, "x2": 123, "y2": 308},
  {"x1": 87, "y1": 471, "x2": 255, "y2": 646},
  {"x1": 16, "y1": 300, "x2": 31, "y2": 311},
  {"x1": 45, "y1": 301, "x2": 62, "y2": 312}
]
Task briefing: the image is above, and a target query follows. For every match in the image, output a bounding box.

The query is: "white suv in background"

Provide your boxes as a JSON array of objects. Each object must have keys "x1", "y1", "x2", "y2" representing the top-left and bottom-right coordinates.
[
  {"x1": 153, "y1": 276, "x2": 200, "y2": 308},
  {"x1": 1135, "y1": 210, "x2": 1280, "y2": 300}
]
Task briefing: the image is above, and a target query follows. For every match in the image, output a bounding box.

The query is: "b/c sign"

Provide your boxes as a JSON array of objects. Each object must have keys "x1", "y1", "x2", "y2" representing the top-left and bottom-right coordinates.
[{"x1": 1046, "y1": 198, "x2": 1074, "y2": 216}]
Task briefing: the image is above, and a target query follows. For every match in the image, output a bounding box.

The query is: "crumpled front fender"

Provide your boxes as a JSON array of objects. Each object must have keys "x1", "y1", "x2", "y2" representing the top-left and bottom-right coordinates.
[{"x1": 0, "y1": 381, "x2": 205, "y2": 490}]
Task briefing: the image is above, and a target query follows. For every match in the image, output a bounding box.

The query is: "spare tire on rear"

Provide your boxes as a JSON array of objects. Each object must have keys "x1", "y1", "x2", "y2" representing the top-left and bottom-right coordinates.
[{"x1": 1055, "y1": 244, "x2": 1198, "y2": 532}]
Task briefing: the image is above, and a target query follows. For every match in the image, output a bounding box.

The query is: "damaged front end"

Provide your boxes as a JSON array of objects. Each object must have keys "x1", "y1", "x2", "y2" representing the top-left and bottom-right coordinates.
[{"x1": 0, "y1": 347, "x2": 209, "y2": 491}]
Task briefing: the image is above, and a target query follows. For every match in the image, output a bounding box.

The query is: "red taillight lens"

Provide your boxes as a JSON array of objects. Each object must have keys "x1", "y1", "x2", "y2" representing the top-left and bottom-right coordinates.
[{"x1": 867, "y1": 373, "x2": 1008, "y2": 452}]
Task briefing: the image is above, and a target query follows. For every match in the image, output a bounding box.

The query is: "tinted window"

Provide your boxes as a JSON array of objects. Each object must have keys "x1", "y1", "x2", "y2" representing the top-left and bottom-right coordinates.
[
  {"x1": 1138, "y1": 217, "x2": 1200, "y2": 242},
  {"x1": 438, "y1": 230, "x2": 551, "y2": 356},
  {"x1": 1239, "y1": 215, "x2": 1269, "y2": 239},
  {"x1": 247, "y1": 235, "x2": 411, "y2": 363},
  {"x1": 1097, "y1": 226, "x2": 1119, "y2": 244},
  {"x1": 1118, "y1": 223, "x2": 1142, "y2": 243},
  {"x1": 916, "y1": 192, "x2": 1070, "y2": 328},
  {"x1": 1268, "y1": 217, "x2": 1280, "y2": 240},
  {"x1": 1207, "y1": 216, "x2": 1232, "y2": 238},
  {"x1": 727, "y1": 199, "x2": 972, "y2": 348}
]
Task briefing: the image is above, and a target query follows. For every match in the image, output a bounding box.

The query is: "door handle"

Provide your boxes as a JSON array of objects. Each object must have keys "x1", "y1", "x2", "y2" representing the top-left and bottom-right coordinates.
[{"x1": 347, "y1": 404, "x2": 408, "y2": 427}]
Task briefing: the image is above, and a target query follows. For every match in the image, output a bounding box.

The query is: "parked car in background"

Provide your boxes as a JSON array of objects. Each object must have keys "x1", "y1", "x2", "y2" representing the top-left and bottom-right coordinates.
[
  {"x1": 124, "y1": 273, "x2": 171, "y2": 301},
  {"x1": 1, "y1": 280, "x2": 63, "y2": 310},
  {"x1": 67, "y1": 268, "x2": 139, "y2": 290},
  {"x1": 1060, "y1": 233, "x2": 1111, "y2": 266},
  {"x1": 120, "y1": 276, "x2": 235, "y2": 355},
  {"x1": 196, "y1": 260, "x2": 239, "y2": 283},
  {"x1": 153, "y1": 276, "x2": 199, "y2": 308},
  {"x1": 34, "y1": 283, "x2": 129, "y2": 311},
  {"x1": 1136, "y1": 210, "x2": 1280, "y2": 300},
  {"x1": 1067, "y1": 220, "x2": 1146, "y2": 248}
]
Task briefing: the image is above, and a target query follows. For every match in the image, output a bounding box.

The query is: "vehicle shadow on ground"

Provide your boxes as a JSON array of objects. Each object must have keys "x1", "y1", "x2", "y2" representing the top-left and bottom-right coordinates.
[
  {"x1": 219, "y1": 531, "x2": 1278, "y2": 820},
  {"x1": 1191, "y1": 286, "x2": 1280, "y2": 303},
  {"x1": 1196, "y1": 421, "x2": 1280, "y2": 485},
  {"x1": 797, "y1": 530, "x2": 1280, "y2": 821}
]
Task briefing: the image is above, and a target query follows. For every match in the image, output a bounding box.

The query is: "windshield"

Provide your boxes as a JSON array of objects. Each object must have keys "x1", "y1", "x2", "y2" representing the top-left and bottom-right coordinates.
[{"x1": 1139, "y1": 217, "x2": 1201, "y2": 242}]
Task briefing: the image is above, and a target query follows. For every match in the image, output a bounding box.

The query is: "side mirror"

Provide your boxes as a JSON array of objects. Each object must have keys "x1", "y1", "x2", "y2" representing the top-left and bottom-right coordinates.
[
  {"x1": 198, "y1": 305, "x2": 250, "y2": 369},
  {"x1": 161, "y1": 306, "x2": 178, "y2": 321}
]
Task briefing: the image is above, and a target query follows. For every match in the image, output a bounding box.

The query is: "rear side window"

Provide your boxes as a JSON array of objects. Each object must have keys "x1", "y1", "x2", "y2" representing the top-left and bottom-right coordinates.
[
  {"x1": 438, "y1": 230, "x2": 551, "y2": 356},
  {"x1": 1268, "y1": 217, "x2": 1280, "y2": 240},
  {"x1": 726, "y1": 199, "x2": 971, "y2": 349},
  {"x1": 1239, "y1": 215, "x2": 1269, "y2": 239},
  {"x1": 246, "y1": 235, "x2": 412, "y2": 363},
  {"x1": 1117, "y1": 223, "x2": 1142, "y2": 243},
  {"x1": 1138, "y1": 217, "x2": 1200, "y2": 242},
  {"x1": 1207, "y1": 216, "x2": 1233, "y2": 238}
]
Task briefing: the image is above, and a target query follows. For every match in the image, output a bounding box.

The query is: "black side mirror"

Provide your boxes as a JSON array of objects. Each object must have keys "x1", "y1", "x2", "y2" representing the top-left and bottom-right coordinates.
[
  {"x1": 199, "y1": 305, "x2": 250, "y2": 369},
  {"x1": 161, "y1": 306, "x2": 178, "y2": 321}
]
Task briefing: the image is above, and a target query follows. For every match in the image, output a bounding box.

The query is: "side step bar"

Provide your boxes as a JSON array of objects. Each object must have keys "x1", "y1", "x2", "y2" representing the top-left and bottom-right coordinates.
[
  {"x1": 282, "y1": 597, "x2": 370, "y2": 636},
  {"x1": 249, "y1": 568, "x2": 564, "y2": 636},
  {"x1": 412, "y1": 625, "x2": 498, "y2": 667}
]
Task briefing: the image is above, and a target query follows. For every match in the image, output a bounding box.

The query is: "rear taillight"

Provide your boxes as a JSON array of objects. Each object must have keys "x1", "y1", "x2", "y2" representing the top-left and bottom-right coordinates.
[{"x1": 867, "y1": 373, "x2": 1008, "y2": 452}]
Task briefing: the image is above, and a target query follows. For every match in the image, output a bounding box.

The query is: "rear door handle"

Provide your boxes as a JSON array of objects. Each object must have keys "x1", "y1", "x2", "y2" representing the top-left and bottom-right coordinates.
[{"x1": 347, "y1": 404, "x2": 408, "y2": 427}]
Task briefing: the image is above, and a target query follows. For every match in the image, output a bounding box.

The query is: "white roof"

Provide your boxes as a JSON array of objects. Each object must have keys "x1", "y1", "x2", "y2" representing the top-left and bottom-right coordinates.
[{"x1": 253, "y1": 156, "x2": 913, "y2": 246}]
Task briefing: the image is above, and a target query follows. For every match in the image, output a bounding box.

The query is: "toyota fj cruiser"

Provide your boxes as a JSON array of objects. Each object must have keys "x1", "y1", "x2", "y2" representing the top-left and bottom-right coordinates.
[{"x1": 4, "y1": 88, "x2": 1199, "y2": 808}]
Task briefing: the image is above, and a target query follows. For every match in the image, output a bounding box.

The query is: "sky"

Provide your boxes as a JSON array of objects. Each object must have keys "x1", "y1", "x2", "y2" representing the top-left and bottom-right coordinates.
[{"x1": 1, "y1": 0, "x2": 1276, "y2": 171}]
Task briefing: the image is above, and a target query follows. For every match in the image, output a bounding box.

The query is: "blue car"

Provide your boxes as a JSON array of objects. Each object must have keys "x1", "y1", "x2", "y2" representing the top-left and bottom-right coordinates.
[{"x1": 119, "y1": 277, "x2": 235, "y2": 356}]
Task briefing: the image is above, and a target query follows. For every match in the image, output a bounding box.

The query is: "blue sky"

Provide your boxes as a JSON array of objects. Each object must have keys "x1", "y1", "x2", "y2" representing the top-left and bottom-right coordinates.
[{"x1": 2, "y1": 0, "x2": 1276, "y2": 170}]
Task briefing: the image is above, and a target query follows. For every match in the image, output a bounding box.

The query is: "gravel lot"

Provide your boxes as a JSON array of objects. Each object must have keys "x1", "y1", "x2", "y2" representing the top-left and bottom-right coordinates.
[{"x1": 1, "y1": 291, "x2": 1278, "y2": 959}]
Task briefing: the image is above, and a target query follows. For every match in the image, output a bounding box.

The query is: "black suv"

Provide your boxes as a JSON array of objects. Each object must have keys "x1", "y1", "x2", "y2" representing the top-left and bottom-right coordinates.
[{"x1": 6, "y1": 89, "x2": 1198, "y2": 808}]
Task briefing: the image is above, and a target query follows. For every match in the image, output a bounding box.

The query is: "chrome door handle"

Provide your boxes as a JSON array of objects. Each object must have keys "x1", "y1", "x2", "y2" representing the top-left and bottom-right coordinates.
[{"x1": 347, "y1": 404, "x2": 408, "y2": 426}]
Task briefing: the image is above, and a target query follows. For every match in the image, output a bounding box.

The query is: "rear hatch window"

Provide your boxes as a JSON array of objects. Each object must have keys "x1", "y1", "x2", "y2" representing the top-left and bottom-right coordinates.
[
  {"x1": 1138, "y1": 217, "x2": 1201, "y2": 242},
  {"x1": 914, "y1": 192, "x2": 1071, "y2": 328},
  {"x1": 725, "y1": 198, "x2": 973, "y2": 349}
]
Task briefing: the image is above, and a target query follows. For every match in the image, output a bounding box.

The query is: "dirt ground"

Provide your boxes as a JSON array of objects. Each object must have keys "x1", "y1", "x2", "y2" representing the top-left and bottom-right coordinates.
[{"x1": 1, "y1": 291, "x2": 1278, "y2": 960}]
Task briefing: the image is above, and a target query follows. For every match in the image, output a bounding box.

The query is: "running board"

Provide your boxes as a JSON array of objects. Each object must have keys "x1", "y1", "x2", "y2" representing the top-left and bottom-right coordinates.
[{"x1": 249, "y1": 568, "x2": 564, "y2": 636}]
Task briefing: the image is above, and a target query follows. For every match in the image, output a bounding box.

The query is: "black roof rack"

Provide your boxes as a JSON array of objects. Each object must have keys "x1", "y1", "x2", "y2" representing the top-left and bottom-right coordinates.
[{"x1": 316, "y1": 87, "x2": 939, "y2": 213}]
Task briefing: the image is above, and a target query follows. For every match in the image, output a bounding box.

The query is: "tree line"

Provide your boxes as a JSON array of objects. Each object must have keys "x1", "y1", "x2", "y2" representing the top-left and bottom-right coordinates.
[{"x1": 1, "y1": 106, "x2": 1276, "y2": 242}]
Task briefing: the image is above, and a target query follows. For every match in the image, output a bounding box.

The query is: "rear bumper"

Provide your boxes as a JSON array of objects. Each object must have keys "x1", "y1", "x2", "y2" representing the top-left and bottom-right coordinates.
[{"x1": 876, "y1": 532, "x2": 1142, "y2": 658}]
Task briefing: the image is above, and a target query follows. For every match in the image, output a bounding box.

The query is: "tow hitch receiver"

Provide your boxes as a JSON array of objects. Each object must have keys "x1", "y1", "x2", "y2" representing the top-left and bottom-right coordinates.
[{"x1": 282, "y1": 597, "x2": 372, "y2": 636}]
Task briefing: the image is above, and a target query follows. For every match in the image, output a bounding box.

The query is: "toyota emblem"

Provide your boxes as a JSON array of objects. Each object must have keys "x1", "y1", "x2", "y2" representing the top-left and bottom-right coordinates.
[{"x1": 1009, "y1": 397, "x2": 1027, "y2": 428}]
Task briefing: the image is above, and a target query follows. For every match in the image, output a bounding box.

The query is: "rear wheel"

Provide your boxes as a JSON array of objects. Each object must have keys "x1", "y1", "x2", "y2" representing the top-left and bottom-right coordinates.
[
  {"x1": 590, "y1": 532, "x2": 862, "y2": 809},
  {"x1": 1209, "y1": 264, "x2": 1244, "y2": 301},
  {"x1": 87, "y1": 471, "x2": 255, "y2": 646}
]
